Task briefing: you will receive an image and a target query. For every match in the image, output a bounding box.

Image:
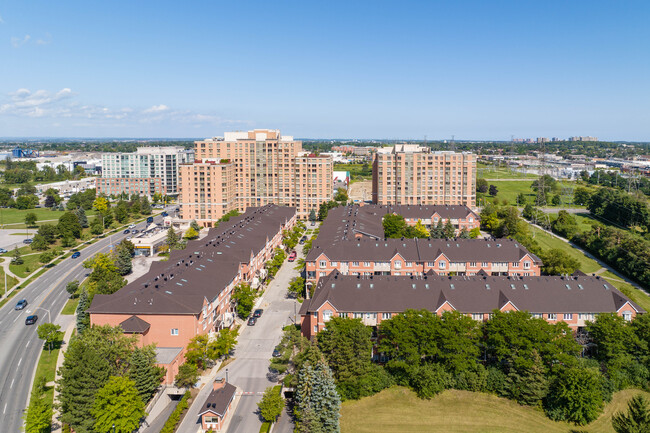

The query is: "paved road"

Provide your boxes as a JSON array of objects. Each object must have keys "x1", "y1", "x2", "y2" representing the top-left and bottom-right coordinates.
[
  {"x1": 0, "y1": 211, "x2": 167, "y2": 433},
  {"x1": 177, "y1": 248, "x2": 301, "y2": 433}
]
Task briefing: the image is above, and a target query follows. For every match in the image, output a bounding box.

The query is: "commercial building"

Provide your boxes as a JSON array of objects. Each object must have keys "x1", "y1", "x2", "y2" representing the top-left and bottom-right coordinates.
[
  {"x1": 299, "y1": 271, "x2": 644, "y2": 339},
  {"x1": 180, "y1": 129, "x2": 332, "y2": 225},
  {"x1": 372, "y1": 145, "x2": 476, "y2": 207},
  {"x1": 87, "y1": 204, "x2": 297, "y2": 383},
  {"x1": 99, "y1": 146, "x2": 194, "y2": 197}
]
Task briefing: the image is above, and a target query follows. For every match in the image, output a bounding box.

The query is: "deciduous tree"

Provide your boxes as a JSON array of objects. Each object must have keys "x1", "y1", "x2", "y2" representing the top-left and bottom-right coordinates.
[
  {"x1": 92, "y1": 376, "x2": 146, "y2": 433},
  {"x1": 258, "y1": 387, "x2": 284, "y2": 423}
]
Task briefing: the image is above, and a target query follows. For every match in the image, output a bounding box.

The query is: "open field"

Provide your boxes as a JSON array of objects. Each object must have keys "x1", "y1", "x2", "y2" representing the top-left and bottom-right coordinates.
[
  {"x1": 600, "y1": 270, "x2": 650, "y2": 313},
  {"x1": 0, "y1": 207, "x2": 97, "y2": 226},
  {"x1": 477, "y1": 164, "x2": 539, "y2": 180},
  {"x1": 529, "y1": 225, "x2": 601, "y2": 273},
  {"x1": 341, "y1": 386, "x2": 650, "y2": 433},
  {"x1": 479, "y1": 180, "x2": 586, "y2": 209},
  {"x1": 32, "y1": 344, "x2": 61, "y2": 410}
]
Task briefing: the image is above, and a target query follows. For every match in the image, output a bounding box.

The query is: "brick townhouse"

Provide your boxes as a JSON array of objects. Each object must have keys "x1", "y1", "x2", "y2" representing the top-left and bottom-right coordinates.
[
  {"x1": 300, "y1": 271, "x2": 644, "y2": 339},
  {"x1": 87, "y1": 204, "x2": 296, "y2": 383}
]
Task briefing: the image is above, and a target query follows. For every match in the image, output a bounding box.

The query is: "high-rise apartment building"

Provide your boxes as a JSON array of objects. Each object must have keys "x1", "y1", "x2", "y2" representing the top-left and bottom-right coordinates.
[
  {"x1": 372, "y1": 145, "x2": 476, "y2": 207},
  {"x1": 180, "y1": 129, "x2": 333, "y2": 226},
  {"x1": 99, "y1": 146, "x2": 194, "y2": 197}
]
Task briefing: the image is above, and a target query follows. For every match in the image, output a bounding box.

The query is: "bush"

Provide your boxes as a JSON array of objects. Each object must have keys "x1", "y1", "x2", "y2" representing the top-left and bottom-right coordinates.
[
  {"x1": 454, "y1": 364, "x2": 488, "y2": 392},
  {"x1": 160, "y1": 390, "x2": 191, "y2": 433},
  {"x1": 410, "y1": 363, "x2": 453, "y2": 399},
  {"x1": 485, "y1": 366, "x2": 508, "y2": 396}
]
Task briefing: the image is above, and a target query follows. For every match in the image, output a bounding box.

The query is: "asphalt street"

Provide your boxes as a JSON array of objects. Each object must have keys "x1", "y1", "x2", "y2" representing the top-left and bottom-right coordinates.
[
  {"x1": 0, "y1": 211, "x2": 167, "y2": 433},
  {"x1": 177, "y1": 246, "x2": 301, "y2": 433}
]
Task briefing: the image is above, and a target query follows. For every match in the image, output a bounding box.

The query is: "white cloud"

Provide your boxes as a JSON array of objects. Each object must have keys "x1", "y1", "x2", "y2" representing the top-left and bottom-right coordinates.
[
  {"x1": 11, "y1": 34, "x2": 30, "y2": 48},
  {"x1": 35, "y1": 33, "x2": 52, "y2": 45},
  {"x1": 143, "y1": 104, "x2": 169, "y2": 114},
  {"x1": 0, "y1": 14, "x2": 5, "y2": 24}
]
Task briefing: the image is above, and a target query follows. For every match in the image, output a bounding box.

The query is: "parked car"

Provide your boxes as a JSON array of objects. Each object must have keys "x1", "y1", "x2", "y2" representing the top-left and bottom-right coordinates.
[
  {"x1": 131, "y1": 229, "x2": 139, "y2": 234},
  {"x1": 0, "y1": 248, "x2": 7, "y2": 254},
  {"x1": 71, "y1": 252, "x2": 81, "y2": 259},
  {"x1": 15, "y1": 299, "x2": 28, "y2": 310},
  {"x1": 272, "y1": 348, "x2": 282, "y2": 358},
  {"x1": 253, "y1": 309, "x2": 263, "y2": 318},
  {"x1": 128, "y1": 224, "x2": 136, "y2": 229},
  {"x1": 247, "y1": 317, "x2": 257, "y2": 326},
  {"x1": 123, "y1": 229, "x2": 130, "y2": 234},
  {"x1": 23, "y1": 238, "x2": 33, "y2": 244},
  {"x1": 288, "y1": 251, "x2": 297, "y2": 262},
  {"x1": 25, "y1": 315, "x2": 38, "y2": 325}
]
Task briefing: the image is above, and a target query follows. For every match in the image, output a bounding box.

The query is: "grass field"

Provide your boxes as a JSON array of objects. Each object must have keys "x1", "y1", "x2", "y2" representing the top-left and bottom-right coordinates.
[
  {"x1": 479, "y1": 180, "x2": 586, "y2": 209},
  {"x1": 600, "y1": 270, "x2": 650, "y2": 313},
  {"x1": 0, "y1": 265, "x2": 19, "y2": 292},
  {"x1": 61, "y1": 297, "x2": 79, "y2": 315},
  {"x1": 529, "y1": 226, "x2": 601, "y2": 273},
  {"x1": 32, "y1": 344, "x2": 60, "y2": 409},
  {"x1": 0, "y1": 207, "x2": 97, "y2": 226},
  {"x1": 477, "y1": 164, "x2": 539, "y2": 180},
  {"x1": 341, "y1": 386, "x2": 650, "y2": 433},
  {"x1": 9, "y1": 252, "x2": 46, "y2": 278}
]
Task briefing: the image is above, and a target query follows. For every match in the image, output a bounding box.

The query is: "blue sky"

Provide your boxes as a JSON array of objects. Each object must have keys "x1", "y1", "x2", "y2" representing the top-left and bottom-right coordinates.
[{"x1": 1, "y1": 0, "x2": 649, "y2": 140}]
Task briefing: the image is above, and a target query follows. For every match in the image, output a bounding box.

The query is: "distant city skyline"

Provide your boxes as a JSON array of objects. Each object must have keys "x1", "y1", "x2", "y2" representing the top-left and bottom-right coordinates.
[{"x1": 1, "y1": 1, "x2": 649, "y2": 140}]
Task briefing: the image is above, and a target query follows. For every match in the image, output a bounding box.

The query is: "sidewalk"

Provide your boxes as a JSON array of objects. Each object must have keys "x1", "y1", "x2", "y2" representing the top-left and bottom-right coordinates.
[{"x1": 50, "y1": 317, "x2": 76, "y2": 433}]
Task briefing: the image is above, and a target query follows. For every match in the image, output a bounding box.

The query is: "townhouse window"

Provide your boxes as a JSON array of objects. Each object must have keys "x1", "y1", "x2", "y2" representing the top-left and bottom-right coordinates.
[
  {"x1": 352, "y1": 261, "x2": 359, "y2": 266},
  {"x1": 511, "y1": 262, "x2": 518, "y2": 267},
  {"x1": 623, "y1": 312, "x2": 632, "y2": 322},
  {"x1": 323, "y1": 310, "x2": 333, "y2": 322},
  {"x1": 471, "y1": 313, "x2": 483, "y2": 321},
  {"x1": 470, "y1": 262, "x2": 477, "y2": 267},
  {"x1": 394, "y1": 261, "x2": 402, "y2": 269},
  {"x1": 319, "y1": 260, "x2": 326, "y2": 268},
  {"x1": 469, "y1": 217, "x2": 474, "y2": 222},
  {"x1": 364, "y1": 262, "x2": 371, "y2": 267},
  {"x1": 331, "y1": 261, "x2": 338, "y2": 266},
  {"x1": 353, "y1": 313, "x2": 363, "y2": 319},
  {"x1": 313, "y1": 325, "x2": 318, "y2": 334},
  {"x1": 171, "y1": 328, "x2": 179, "y2": 336},
  {"x1": 487, "y1": 313, "x2": 494, "y2": 320},
  {"x1": 427, "y1": 262, "x2": 434, "y2": 267},
  {"x1": 340, "y1": 312, "x2": 349, "y2": 319},
  {"x1": 406, "y1": 262, "x2": 413, "y2": 267},
  {"x1": 547, "y1": 313, "x2": 557, "y2": 320},
  {"x1": 382, "y1": 313, "x2": 391, "y2": 320},
  {"x1": 319, "y1": 272, "x2": 326, "y2": 277},
  {"x1": 439, "y1": 261, "x2": 446, "y2": 269},
  {"x1": 531, "y1": 313, "x2": 543, "y2": 319},
  {"x1": 523, "y1": 261, "x2": 531, "y2": 269},
  {"x1": 563, "y1": 313, "x2": 573, "y2": 321},
  {"x1": 482, "y1": 262, "x2": 488, "y2": 267},
  {"x1": 313, "y1": 312, "x2": 318, "y2": 319}
]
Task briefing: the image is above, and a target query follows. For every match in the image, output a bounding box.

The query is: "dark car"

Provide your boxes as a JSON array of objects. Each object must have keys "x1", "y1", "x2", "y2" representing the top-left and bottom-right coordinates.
[
  {"x1": 25, "y1": 315, "x2": 38, "y2": 325},
  {"x1": 131, "y1": 229, "x2": 139, "y2": 234},
  {"x1": 253, "y1": 309, "x2": 263, "y2": 318},
  {"x1": 247, "y1": 317, "x2": 257, "y2": 326},
  {"x1": 161, "y1": 212, "x2": 168, "y2": 217},
  {"x1": 15, "y1": 299, "x2": 28, "y2": 310},
  {"x1": 71, "y1": 252, "x2": 81, "y2": 259},
  {"x1": 23, "y1": 238, "x2": 33, "y2": 244},
  {"x1": 272, "y1": 348, "x2": 282, "y2": 358},
  {"x1": 147, "y1": 216, "x2": 154, "y2": 224},
  {"x1": 123, "y1": 229, "x2": 130, "y2": 234}
]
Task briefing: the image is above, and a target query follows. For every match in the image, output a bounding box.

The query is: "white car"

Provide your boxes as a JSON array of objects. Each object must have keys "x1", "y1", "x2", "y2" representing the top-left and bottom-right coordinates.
[{"x1": 128, "y1": 224, "x2": 136, "y2": 229}]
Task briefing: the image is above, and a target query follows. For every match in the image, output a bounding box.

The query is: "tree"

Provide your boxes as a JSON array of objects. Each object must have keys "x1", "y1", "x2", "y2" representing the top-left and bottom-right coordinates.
[
  {"x1": 458, "y1": 227, "x2": 470, "y2": 239},
  {"x1": 232, "y1": 283, "x2": 256, "y2": 318},
  {"x1": 443, "y1": 220, "x2": 455, "y2": 238},
  {"x1": 37, "y1": 322, "x2": 62, "y2": 353},
  {"x1": 436, "y1": 311, "x2": 481, "y2": 374},
  {"x1": 140, "y1": 196, "x2": 152, "y2": 215},
  {"x1": 295, "y1": 361, "x2": 341, "y2": 433},
  {"x1": 75, "y1": 207, "x2": 89, "y2": 228},
  {"x1": 317, "y1": 317, "x2": 373, "y2": 385},
  {"x1": 44, "y1": 195, "x2": 57, "y2": 208},
  {"x1": 412, "y1": 220, "x2": 429, "y2": 238},
  {"x1": 505, "y1": 350, "x2": 548, "y2": 406},
  {"x1": 532, "y1": 174, "x2": 559, "y2": 195},
  {"x1": 551, "y1": 194, "x2": 561, "y2": 206},
  {"x1": 190, "y1": 219, "x2": 201, "y2": 232},
  {"x1": 166, "y1": 227, "x2": 179, "y2": 250},
  {"x1": 57, "y1": 211, "x2": 82, "y2": 239},
  {"x1": 469, "y1": 227, "x2": 481, "y2": 238},
  {"x1": 334, "y1": 188, "x2": 348, "y2": 203},
  {"x1": 11, "y1": 247, "x2": 23, "y2": 265},
  {"x1": 488, "y1": 185, "x2": 498, "y2": 196},
  {"x1": 516, "y1": 192, "x2": 527, "y2": 206},
  {"x1": 574, "y1": 187, "x2": 592, "y2": 206},
  {"x1": 39, "y1": 251, "x2": 54, "y2": 264},
  {"x1": 184, "y1": 226, "x2": 199, "y2": 240},
  {"x1": 90, "y1": 218, "x2": 103, "y2": 235},
  {"x1": 114, "y1": 200, "x2": 129, "y2": 223},
  {"x1": 76, "y1": 290, "x2": 90, "y2": 333},
  {"x1": 185, "y1": 334, "x2": 210, "y2": 369},
  {"x1": 93, "y1": 196, "x2": 109, "y2": 214},
  {"x1": 30, "y1": 234, "x2": 48, "y2": 251},
  {"x1": 129, "y1": 345, "x2": 164, "y2": 404},
  {"x1": 23, "y1": 376, "x2": 52, "y2": 433},
  {"x1": 288, "y1": 276, "x2": 306, "y2": 298},
  {"x1": 258, "y1": 386, "x2": 285, "y2": 423},
  {"x1": 586, "y1": 313, "x2": 637, "y2": 366},
  {"x1": 309, "y1": 209, "x2": 317, "y2": 222},
  {"x1": 545, "y1": 366, "x2": 604, "y2": 425},
  {"x1": 66, "y1": 280, "x2": 80, "y2": 298},
  {"x1": 612, "y1": 395, "x2": 650, "y2": 433},
  {"x1": 476, "y1": 178, "x2": 488, "y2": 194},
  {"x1": 37, "y1": 224, "x2": 58, "y2": 244},
  {"x1": 114, "y1": 240, "x2": 135, "y2": 275},
  {"x1": 175, "y1": 363, "x2": 199, "y2": 389},
  {"x1": 383, "y1": 214, "x2": 406, "y2": 238},
  {"x1": 25, "y1": 212, "x2": 37, "y2": 227},
  {"x1": 207, "y1": 328, "x2": 239, "y2": 360},
  {"x1": 83, "y1": 253, "x2": 126, "y2": 295},
  {"x1": 15, "y1": 194, "x2": 39, "y2": 209},
  {"x1": 92, "y1": 376, "x2": 146, "y2": 433},
  {"x1": 540, "y1": 248, "x2": 580, "y2": 275},
  {"x1": 430, "y1": 219, "x2": 444, "y2": 238}
]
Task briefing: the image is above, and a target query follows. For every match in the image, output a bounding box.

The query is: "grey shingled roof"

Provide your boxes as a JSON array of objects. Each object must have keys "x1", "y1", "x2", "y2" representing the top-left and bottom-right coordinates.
[
  {"x1": 198, "y1": 382, "x2": 237, "y2": 417},
  {"x1": 88, "y1": 204, "x2": 296, "y2": 316},
  {"x1": 119, "y1": 315, "x2": 150, "y2": 333},
  {"x1": 303, "y1": 271, "x2": 644, "y2": 315}
]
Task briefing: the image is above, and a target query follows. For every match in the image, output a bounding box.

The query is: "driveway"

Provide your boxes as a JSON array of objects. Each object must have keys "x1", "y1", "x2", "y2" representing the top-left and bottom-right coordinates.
[{"x1": 177, "y1": 248, "x2": 302, "y2": 433}]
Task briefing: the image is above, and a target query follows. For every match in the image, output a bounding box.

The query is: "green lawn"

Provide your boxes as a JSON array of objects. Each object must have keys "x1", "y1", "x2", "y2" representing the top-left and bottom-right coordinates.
[
  {"x1": 477, "y1": 165, "x2": 539, "y2": 180},
  {"x1": 341, "y1": 386, "x2": 649, "y2": 433},
  {"x1": 61, "y1": 297, "x2": 79, "y2": 315},
  {"x1": 599, "y1": 270, "x2": 650, "y2": 313},
  {"x1": 0, "y1": 265, "x2": 19, "y2": 293},
  {"x1": 0, "y1": 207, "x2": 97, "y2": 226},
  {"x1": 479, "y1": 180, "x2": 586, "y2": 209},
  {"x1": 32, "y1": 344, "x2": 61, "y2": 408},
  {"x1": 9, "y1": 252, "x2": 45, "y2": 278},
  {"x1": 529, "y1": 226, "x2": 601, "y2": 274}
]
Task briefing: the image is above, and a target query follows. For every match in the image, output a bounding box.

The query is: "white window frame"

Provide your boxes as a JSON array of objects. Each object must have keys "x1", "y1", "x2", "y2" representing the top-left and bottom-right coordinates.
[
  {"x1": 171, "y1": 328, "x2": 179, "y2": 336},
  {"x1": 563, "y1": 313, "x2": 573, "y2": 321},
  {"x1": 439, "y1": 261, "x2": 446, "y2": 269},
  {"x1": 547, "y1": 313, "x2": 557, "y2": 320},
  {"x1": 319, "y1": 260, "x2": 326, "y2": 268},
  {"x1": 394, "y1": 260, "x2": 402, "y2": 269}
]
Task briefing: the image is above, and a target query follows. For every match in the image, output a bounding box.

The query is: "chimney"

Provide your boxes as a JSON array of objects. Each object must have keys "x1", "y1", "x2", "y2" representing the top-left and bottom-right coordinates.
[{"x1": 213, "y1": 377, "x2": 226, "y2": 391}]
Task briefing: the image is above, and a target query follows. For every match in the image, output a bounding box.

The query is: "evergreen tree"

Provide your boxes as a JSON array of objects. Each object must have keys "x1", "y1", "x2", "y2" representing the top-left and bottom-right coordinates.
[
  {"x1": 505, "y1": 350, "x2": 548, "y2": 406},
  {"x1": 443, "y1": 220, "x2": 455, "y2": 238},
  {"x1": 11, "y1": 246, "x2": 23, "y2": 265},
  {"x1": 311, "y1": 361, "x2": 341, "y2": 433},
  {"x1": 140, "y1": 196, "x2": 152, "y2": 215},
  {"x1": 430, "y1": 220, "x2": 444, "y2": 238},
  {"x1": 612, "y1": 395, "x2": 650, "y2": 433},
  {"x1": 190, "y1": 220, "x2": 201, "y2": 232},
  {"x1": 297, "y1": 408, "x2": 323, "y2": 433},
  {"x1": 309, "y1": 209, "x2": 317, "y2": 222},
  {"x1": 459, "y1": 227, "x2": 470, "y2": 239},
  {"x1": 75, "y1": 207, "x2": 89, "y2": 228},
  {"x1": 114, "y1": 240, "x2": 134, "y2": 276},
  {"x1": 166, "y1": 227, "x2": 179, "y2": 250},
  {"x1": 76, "y1": 290, "x2": 90, "y2": 334},
  {"x1": 129, "y1": 345, "x2": 163, "y2": 404}
]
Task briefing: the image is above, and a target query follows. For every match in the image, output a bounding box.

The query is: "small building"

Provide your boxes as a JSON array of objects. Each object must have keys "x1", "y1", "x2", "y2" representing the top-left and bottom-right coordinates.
[{"x1": 198, "y1": 378, "x2": 237, "y2": 431}]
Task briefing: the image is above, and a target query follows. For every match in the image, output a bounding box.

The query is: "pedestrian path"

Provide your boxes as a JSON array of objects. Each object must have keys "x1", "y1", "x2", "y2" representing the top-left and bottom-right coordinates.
[{"x1": 50, "y1": 317, "x2": 76, "y2": 433}]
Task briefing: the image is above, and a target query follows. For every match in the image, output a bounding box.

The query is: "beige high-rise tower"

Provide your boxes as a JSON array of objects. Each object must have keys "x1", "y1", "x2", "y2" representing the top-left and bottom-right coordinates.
[
  {"x1": 180, "y1": 129, "x2": 333, "y2": 226},
  {"x1": 372, "y1": 145, "x2": 476, "y2": 207}
]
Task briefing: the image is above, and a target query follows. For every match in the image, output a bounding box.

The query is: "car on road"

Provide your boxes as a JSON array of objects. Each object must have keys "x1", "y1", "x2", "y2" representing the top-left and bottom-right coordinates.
[
  {"x1": 272, "y1": 348, "x2": 282, "y2": 358},
  {"x1": 247, "y1": 317, "x2": 257, "y2": 326},
  {"x1": 288, "y1": 251, "x2": 297, "y2": 262},
  {"x1": 147, "y1": 217, "x2": 154, "y2": 224},
  {"x1": 25, "y1": 315, "x2": 38, "y2": 325},
  {"x1": 131, "y1": 229, "x2": 139, "y2": 234},
  {"x1": 15, "y1": 299, "x2": 28, "y2": 310},
  {"x1": 71, "y1": 252, "x2": 81, "y2": 259},
  {"x1": 253, "y1": 309, "x2": 263, "y2": 318},
  {"x1": 0, "y1": 248, "x2": 7, "y2": 253},
  {"x1": 23, "y1": 238, "x2": 33, "y2": 244},
  {"x1": 129, "y1": 224, "x2": 136, "y2": 229},
  {"x1": 161, "y1": 212, "x2": 168, "y2": 217},
  {"x1": 123, "y1": 229, "x2": 130, "y2": 234}
]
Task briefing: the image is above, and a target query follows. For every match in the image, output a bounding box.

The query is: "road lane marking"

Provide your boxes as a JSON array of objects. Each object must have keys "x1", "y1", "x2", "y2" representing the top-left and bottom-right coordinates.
[
  {"x1": 17, "y1": 357, "x2": 22, "y2": 367},
  {"x1": 3, "y1": 403, "x2": 6, "y2": 414},
  {"x1": 25, "y1": 340, "x2": 30, "y2": 347},
  {"x1": 10, "y1": 379, "x2": 14, "y2": 389},
  {"x1": 12, "y1": 315, "x2": 20, "y2": 324}
]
